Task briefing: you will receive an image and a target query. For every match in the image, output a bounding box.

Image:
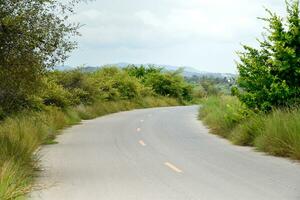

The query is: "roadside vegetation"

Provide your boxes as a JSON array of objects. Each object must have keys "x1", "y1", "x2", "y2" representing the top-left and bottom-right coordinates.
[
  {"x1": 2, "y1": 0, "x2": 300, "y2": 199},
  {"x1": 186, "y1": 76, "x2": 235, "y2": 98},
  {"x1": 0, "y1": 66, "x2": 192, "y2": 200},
  {"x1": 199, "y1": 0, "x2": 300, "y2": 160},
  {"x1": 0, "y1": 1, "x2": 194, "y2": 199},
  {"x1": 200, "y1": 96, "x2": 300, "y2": 160}
]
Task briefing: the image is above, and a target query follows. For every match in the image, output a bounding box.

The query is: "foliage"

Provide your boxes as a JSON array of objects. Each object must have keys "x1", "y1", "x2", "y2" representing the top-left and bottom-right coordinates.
[
  {"x1": 0, "y1": 64, "x2": 187, "y2": 115},
  {"x1": 0, "y1": 63, "x2": 191, "y2": 199},
  {"x1": 0, "y1": 0, "x2": 80, "y2": 114},
  {"x1": 49, "y1": 69, "x2": 99, "y2": 105},
  {"x1": 41, "y1": 77, "x2": 72, "y2": 108},
  {"x1": 125, "y1": 64, "x2": 163, "y2": 79},
  {"x1": 200, "y1": 80, "x2": 221, "y2": 96},
  {"x1": 237, "y1": 0, "x2": 300, "y2": 111},
  {"x1": 125, "y1": 65, "x2": 193, "y2": 101},
  {"x1": 191, "y1": 85, "x2": 207, "y2": 99},
  {"x1": 186, "y1": 76, "x2": 236, "y2": 97},
  {"x1": 93, "y1": 67, "x2": 153, "y2": 100}
]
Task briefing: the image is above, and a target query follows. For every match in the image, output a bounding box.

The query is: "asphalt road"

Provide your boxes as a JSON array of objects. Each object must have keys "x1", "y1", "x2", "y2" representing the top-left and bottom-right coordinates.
[{"x1": 31, "y1": 106, "x2": 300, "y2": 200}]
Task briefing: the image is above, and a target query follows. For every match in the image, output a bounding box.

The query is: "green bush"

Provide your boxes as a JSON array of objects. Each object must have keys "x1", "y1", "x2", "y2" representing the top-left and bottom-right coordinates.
[
  {"x1": 41, "y1": 78, "x2": 71, "y2": 108},
  {"x1": 237, "y1": 0, "x2": 300, "y2": 111},
  {"x1": 125, "y1": 65, "x2": 193, "y2": 101},
  {"x1": 93, "y1": 67, "x2": 153, "y2": 100},
  {"x1": 200, "y1": 80, "x2": 221, "y2": 96},
  {"x1": 0, "y1": 65, "x2": 192, "y2": 117},
  {"x1": 191, "y1": 85, "x2": 207, "y2": 99},
  {"x1": 125, "y1": 64, "x2": 163, "y2": 80},
  {"x1": 144, "y1": 71, "x2": 192, "y2": 101},
  {"x1": 50, "y1": 69, "x2": 99, "y2": 105}
]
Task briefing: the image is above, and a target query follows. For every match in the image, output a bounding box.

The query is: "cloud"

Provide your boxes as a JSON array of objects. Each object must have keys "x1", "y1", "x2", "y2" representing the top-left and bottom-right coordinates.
[{"x1": 66, "y1": 0, "x2": 285, "y2": 73}]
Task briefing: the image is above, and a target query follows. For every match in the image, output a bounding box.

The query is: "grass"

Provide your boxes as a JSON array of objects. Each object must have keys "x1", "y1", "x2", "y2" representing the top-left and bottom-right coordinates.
[
  {"x1": 199, "y1": 96, "x2": 248, "y2": 137},
  {"x1": 199, "y1": 96, "x2": 300, "y2": 160},
  {"x1": 254, "y1": 109, "x2": 300, "y2": 159},
  {"x1": 0, "y1": 96, "x2": 180, "y2": 200}
]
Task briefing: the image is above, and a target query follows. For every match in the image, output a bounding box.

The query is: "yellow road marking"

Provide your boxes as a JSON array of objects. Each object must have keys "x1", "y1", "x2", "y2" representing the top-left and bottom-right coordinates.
[
  {"x1": 164, "y1": 162, "x2": 183, "y2": 173},
  {"x1": 136, "y1": 128, "x2": 141, "y2": 132},
  {"x1": 139, "y1": 140, "x2": 146, "y2": 146}
]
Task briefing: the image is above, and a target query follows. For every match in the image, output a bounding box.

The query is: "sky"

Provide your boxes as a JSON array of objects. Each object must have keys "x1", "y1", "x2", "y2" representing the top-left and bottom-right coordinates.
[{"x1": 65, "y1": 0, "x2": 285, "y2": 73}]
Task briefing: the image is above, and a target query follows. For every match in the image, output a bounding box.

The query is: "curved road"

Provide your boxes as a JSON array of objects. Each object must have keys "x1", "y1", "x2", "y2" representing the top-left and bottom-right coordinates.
[{"x1": 31, "y1": 106, "x2": 300, "y2": 200}]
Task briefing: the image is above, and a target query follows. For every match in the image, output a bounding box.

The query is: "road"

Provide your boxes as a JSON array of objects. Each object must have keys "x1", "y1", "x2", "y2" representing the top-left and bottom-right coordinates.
[{"x1": 31, "y1": 106, "x2": 300, "y2": 200}]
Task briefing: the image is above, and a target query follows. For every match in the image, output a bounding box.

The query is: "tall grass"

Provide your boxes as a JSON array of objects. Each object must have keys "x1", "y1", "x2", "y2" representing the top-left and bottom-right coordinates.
[
  {"x1": 199, "y1": 96, "x2": 300, "y2": 160},
  {"x1": 0, "y1": 96, "x2": 180, "y2": 200},
  {"x1": 254, "y1": 109, "x2": 300, "y2": 159},
  {"x1": 199, "y1": 96, "x2": 247, "y2": 137}
]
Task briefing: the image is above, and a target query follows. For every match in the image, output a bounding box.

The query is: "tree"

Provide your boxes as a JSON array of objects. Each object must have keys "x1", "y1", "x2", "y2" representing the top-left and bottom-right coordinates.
[
  {"x1": 0, "y1": 0, "x2": 80, "y2": 113},
  {"x1": 237, "y1": 0, "x2": 300, "y2": 111}
]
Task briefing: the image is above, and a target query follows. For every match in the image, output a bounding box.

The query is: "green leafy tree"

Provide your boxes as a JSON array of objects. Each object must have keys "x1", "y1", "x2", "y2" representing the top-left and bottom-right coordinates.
[
  {"x1": 200, "y1": 80, "x2": 220, "y2": 96},
  {"x1": 93, "y1": 67, "x2": 152, "y2": 101},
  {"x1": 144, "y1": 70, "x2": 193, "y2": 101},
  {"x1": 237, "y1": 0, "x2": 300, "y2": 111},
  {"x1": 49, "y1": 69, "x2": 99, "y2": 105},
  {"x1": 125, "y1": 64, "x2": 163, "y2": 80},
  {"x1": 0, "y1": 0, "x2": 80, "y2": 113},
  {"x1": 125, "y1": 65, "x2": 193, "y2": 101}
]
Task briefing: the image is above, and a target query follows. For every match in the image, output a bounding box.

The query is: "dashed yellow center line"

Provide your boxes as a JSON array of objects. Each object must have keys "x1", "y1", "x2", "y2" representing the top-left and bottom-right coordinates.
[
  {"x1": 139, "y1": 140, "x2": 146, "y2": 146},
  {"x1": 136, "y1": 128, "x2": 141, "y2": 132},
  {"x1": 164, "y1": 162, "x2": 183, "y2": 173}
]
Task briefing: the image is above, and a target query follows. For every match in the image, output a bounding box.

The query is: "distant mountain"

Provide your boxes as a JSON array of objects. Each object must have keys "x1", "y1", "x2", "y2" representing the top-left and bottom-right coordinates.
[
  {"x1": 53, "y1": 65, "x2": 73, "y2": 71},
  {"x1": 110, "y1": 63, "x2": 236, "y2": 78},
  {"x1": 53, "y1": 65, "x2": 100, "y2": 72},
  {"x1": 54, "y1": 63, "x2": 236, "y2": 78}
]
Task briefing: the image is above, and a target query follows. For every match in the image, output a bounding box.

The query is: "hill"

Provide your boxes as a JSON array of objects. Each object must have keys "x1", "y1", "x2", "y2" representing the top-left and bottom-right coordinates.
[{"x1": 54, "y1": 63, "x2": 236, "y2": 78}]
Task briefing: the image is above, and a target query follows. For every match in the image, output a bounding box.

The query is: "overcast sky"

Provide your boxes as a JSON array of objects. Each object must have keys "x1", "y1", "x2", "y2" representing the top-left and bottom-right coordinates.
[{"x1": 65, "y1": 0, "x2": 285, "y2": 73}]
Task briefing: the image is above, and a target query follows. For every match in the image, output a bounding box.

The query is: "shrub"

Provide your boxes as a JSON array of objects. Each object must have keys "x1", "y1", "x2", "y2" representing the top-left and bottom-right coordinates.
[
  {"x1": 200, "y1": 80, "x2": 221, "y2": 96},
  {"x1": 125, "y1": 65, "x2": 193, "y2": 101},
  {"x1": 125, "y1": 64, "x2": 163, "y2": 80},
  {"x1": 144, "y1": 71, "x2": 192, "y2": 101},
  {"x1": 192, "y1": 85, "x2": 207, "y2": 99},
  {"x1": 237, "y1": 0, "x2": 300, "y2": 111},
  {"x1": 41, "y1": 78, "x2": 71, "y2": 108},
  {"x1": 50, "y1": 69, "x2": 99, "y2": 105},
  {"x1": 93, "y1": 67, "x2": 152, "y2": 100}
]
